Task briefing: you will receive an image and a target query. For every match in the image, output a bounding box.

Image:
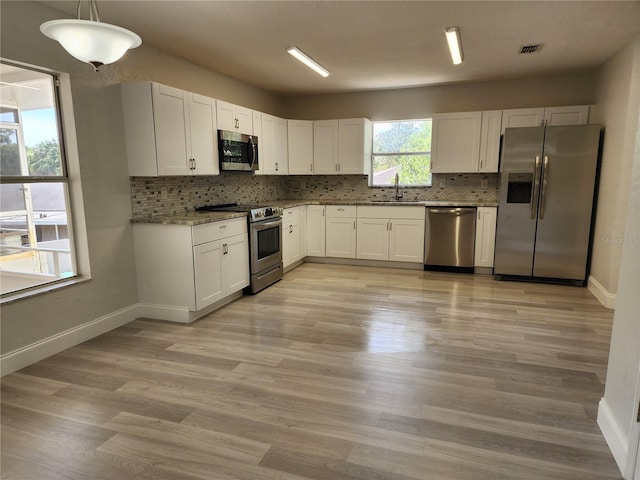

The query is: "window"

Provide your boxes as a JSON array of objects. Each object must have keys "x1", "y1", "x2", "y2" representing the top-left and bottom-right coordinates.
[
  {"x1": 0, "y1": 61, "x2": 78, "y2": 296},
  {"x1": 371, "y1": 119, "x2": 432, "y2": 187}
]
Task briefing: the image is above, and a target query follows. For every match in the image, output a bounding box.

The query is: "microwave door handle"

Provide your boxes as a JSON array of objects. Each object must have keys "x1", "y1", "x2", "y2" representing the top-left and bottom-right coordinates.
[{"x1": 249, "y1": 136, "x2": 257, "y2": 170}]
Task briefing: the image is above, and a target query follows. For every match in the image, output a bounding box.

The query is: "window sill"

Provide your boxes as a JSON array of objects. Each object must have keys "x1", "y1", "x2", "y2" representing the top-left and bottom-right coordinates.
[{"x1": 0, "y1": 276, "x2": 92, "y2": 305}]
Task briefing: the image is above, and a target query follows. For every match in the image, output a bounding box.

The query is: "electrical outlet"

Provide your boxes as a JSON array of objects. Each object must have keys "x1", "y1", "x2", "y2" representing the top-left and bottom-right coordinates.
[
  {"x1": 343, "y1": 180, "x2": 350, "y2": 190},
  {"x1": 160, "y1": 190, "x2": 168, "y2": 200},
  {"x1": 481, "y1": 179, "x2": 488, "y2": 189},
  {"x1": 300, "y1": 180, "x2": 306, "y2": 189},
  {"x1": 439, "y1": 178, "x2": 447, "y2": 188}
]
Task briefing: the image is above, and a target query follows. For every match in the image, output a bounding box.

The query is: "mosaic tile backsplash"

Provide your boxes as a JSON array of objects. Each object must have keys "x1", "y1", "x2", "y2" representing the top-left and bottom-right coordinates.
[{"x1": 130, "y1": 173, "x2": 499, "y2": 219}]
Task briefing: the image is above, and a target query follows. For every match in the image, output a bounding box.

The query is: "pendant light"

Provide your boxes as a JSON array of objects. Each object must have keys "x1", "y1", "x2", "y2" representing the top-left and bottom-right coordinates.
[{"x1": 40, "y1": 0, "x2": 141, "y2": 72}]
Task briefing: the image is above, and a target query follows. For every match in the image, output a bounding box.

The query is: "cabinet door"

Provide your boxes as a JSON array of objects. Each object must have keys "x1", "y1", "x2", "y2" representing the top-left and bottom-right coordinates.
[
  {"x1": 356, "y1": 218, "x2": 389, "y2": 260},
  {"x1": 326, "y1": 217, "x2": 357, "y2": 258},
  {"x1": 474, "y1": 207, "x2": 497, "y2": 268},
  {"x1": 338, "y1": 118, "x2": 371, "y2": 175},
  {"x1": 306, "y1": 205, "x2": 326, "y2": 257},
  {"x1": 216, "y1": 100, "x2": 236, "y2": 132},
  {"x1": 501, "y1": 108, "x2": 545, "y2": 134},
  {"x1": 431, "y1": 112, "x2": 482, "y2": 173},
  {"x1": 235, "y1": 105, "x2": 253, "y2": 135},
  {"x1": 388, "y1": 219, "x2": 425, "y2": 263},
  {"x1": 288, "y1": 120, "x2": 314, "y2": 174},
  {"x1": 283, "y1": 224, "x2": 300, "y2": 268},
  {"x1": 260, "y1": 114, "x2": 287, "y2": 174},
  {"x1": 544, "y1": 105, "x2": 589, "y2": 126},
  {"x1": 223, "y1": 233, "x2": 250, "y2": 293},
  {"x1": 479, "y1": 110, "x2": 502, "y2": 173},
  {"x1": 299, "y1": 205, "x2": 307, "y2": 258},
  {"x1": 193, "y1": 240, "x2": 224, "y2": 310},
  {"x1": 153, "y1": 83, "x2": 191, "y2": 175},
  {"x1": 273, "y1": 116, "x2": 289, "y2": 175},
  {"x1": 188, "y1": 93, "x2": 219, "y2": 175},
  {"x1": 313, "y1": 120, "x2": 339, "y2": 174}
]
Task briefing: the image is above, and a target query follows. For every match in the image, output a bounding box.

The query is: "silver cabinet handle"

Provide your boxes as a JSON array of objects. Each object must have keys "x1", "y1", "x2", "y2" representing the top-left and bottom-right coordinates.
[
  {"x1": 353, "y1": 221, "x2": 356, "y2": 229},
  {"x1": 539, "y1": 156, "x2": 550, "y2": 220},
  {"x1": 275, "y1": 162, "x2": 279, "y2": 171},
  {"x1": 531, "y1": 155, "x2": 541, "y2": 220}
]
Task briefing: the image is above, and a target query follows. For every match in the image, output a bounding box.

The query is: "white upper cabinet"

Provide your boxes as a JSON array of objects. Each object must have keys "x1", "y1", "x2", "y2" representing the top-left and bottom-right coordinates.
[
  {"x1": 501, "y1": 105, "x2": 589, "y2": 133},
  {"x1": 313, "y1": 120, "x2": 340, "y2": 174},
  {"x1": 338, "y1": 118, "x2": 372, "y2": 175},
  {"x1": 543, "y1": 105, "x2": 589, "y2": 126},
  {"x1": 121, "y1": 82, "x2": 218, "y2": 177},
  {"x1": 216, "y1": 100, "x2": 253, "y2": 135},
  {"x1": 258, "y1": 114, "x2": 288, "y2": 175},
  {"x1": 500, "y1": 108, "x2": 545, "y2": 134},
  {"x1": 478, "y1": 110, "x2": 502, "y2": 173},
  {"x1": 431, "y1": 111, "x2": 483, "y2": 173},
  {"x1": 313, "y1": 119, "x2": 371, "y2": 175},
  {"x1": 288, "y1": 120, "x2": 314, "y2": 175}
]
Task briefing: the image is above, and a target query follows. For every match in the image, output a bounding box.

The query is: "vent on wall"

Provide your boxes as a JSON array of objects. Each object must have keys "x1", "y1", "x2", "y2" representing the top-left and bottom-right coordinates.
[{"x1": 519, "y1": 44, "x2": 543, "y2": 54}]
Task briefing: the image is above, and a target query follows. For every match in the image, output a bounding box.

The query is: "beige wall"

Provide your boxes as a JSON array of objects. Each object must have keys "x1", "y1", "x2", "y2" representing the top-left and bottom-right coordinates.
[
  {"x1": 0, "y1": 1, "x2": 283, "y2": 355},
  {"x1": 590, "y1": 38, "x2": 640, "y2": 296},
  {"x1": 601, "y1": 35, "x2": 640, "y2": 458},
  {"x1": 283, "y1": 72, "x2": 597, "y2": 120}
]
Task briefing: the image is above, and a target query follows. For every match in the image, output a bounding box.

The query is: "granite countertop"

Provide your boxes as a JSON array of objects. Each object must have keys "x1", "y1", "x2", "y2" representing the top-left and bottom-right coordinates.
[
  {"x1": 131, "y1": 211, "x2": 248, "y2": 226},
  {"x1": 273, "y1": 199, "x2": 499, "y2": 208},
  {"x1": 132, "y1": 200, "x2": 498, "y2": 226}
]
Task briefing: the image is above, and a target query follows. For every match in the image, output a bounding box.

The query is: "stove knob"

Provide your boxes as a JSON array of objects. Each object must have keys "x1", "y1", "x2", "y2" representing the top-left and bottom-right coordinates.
[{"x1": 255, "y1": 211, "x2": 263, "y2": 218}]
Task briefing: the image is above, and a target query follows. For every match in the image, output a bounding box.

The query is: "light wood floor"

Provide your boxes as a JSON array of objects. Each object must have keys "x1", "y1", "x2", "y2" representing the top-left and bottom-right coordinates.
[{"x1": 1, "y1": 264, "x2": 621, "y2": 479}]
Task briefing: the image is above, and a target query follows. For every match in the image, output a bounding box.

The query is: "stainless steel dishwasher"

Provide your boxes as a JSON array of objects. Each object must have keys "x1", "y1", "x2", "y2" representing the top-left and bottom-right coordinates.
[{"x1": 424, "y1": 207, "x2": 476, "y2": 272}]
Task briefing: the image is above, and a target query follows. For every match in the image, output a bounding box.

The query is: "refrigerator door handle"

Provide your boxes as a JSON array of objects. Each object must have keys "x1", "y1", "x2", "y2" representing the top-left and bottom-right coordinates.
[
  {"x1": 531, "y1": 156, "x2": 541, "y2": 220},
  {"x1": 539, "y1": 156, "x2": 550, "y2": 220}
]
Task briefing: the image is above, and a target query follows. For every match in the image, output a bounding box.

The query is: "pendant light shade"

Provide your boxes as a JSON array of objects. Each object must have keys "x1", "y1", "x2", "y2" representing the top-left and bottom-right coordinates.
[{"x1": 40, "y1": 1, "x2": 141, "y2": 71}]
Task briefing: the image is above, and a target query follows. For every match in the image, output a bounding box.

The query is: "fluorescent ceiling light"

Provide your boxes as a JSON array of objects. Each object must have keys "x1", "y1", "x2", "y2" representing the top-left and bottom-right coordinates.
[
  {"x1": 287, "y1": 46, "x2": 330, "y2": 78},
  {"x1": 445, "y1": 26, "x2": 464, "y2": 65}
]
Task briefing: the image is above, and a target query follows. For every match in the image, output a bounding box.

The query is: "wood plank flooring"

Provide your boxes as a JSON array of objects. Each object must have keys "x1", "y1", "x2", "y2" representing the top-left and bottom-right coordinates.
[{"x1": 1, "y1": 264, "x2": 621, "y2": 479}]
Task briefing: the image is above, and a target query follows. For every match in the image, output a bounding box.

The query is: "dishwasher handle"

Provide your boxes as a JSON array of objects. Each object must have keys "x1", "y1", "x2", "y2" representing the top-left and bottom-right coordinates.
[{"x1": 428, "y1": 207, "x2": 476, "y2": 216}]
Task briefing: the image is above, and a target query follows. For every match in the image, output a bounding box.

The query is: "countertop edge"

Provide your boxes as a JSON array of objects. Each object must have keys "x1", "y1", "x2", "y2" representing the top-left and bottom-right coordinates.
[{"x1": 131, "y1": 200, "x2": 498, "y2": 225}]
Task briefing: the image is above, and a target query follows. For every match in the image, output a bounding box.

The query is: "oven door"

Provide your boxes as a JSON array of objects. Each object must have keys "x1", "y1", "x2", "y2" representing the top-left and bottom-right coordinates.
[{"x1": 250, "y1": 218, "x2": 282, "y2": 273}]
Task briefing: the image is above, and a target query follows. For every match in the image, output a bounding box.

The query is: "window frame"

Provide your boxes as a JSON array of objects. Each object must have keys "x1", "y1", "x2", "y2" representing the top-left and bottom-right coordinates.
[
  {"x1": 369, "y1": 118, "x2": 433, "y2": 188},
  {"x1": 1, "y1": 59, "x2": 85, "y2": 300}
]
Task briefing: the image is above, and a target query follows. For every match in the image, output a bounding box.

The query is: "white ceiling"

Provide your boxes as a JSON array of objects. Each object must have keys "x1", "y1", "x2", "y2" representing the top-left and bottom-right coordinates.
[{"x1": 39, "y1": 1, "x2": 640, "y2": 96}]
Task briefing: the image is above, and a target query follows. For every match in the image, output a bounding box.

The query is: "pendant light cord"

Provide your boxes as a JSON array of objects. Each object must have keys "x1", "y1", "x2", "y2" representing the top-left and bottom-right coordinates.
[{"x1": 76, "y1": 0, "x2": 101, "y2": 22}]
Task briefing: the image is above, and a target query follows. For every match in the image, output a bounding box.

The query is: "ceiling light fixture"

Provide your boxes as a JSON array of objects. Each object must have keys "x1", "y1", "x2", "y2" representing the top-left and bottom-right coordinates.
[
  {"x1": 40, "y1": 0, "x2": 141, "y2": 72},
  {"x1": 444, "y1": 26, "x2": 464, "y2": 65},
  {"x1": 287, "y1": 46, "x2": 330, "y2": 78}
]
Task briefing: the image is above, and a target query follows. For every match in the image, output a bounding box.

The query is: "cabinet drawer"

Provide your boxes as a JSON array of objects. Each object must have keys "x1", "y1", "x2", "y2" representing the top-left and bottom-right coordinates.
[
  {"x1": 357, "y1": 205, "x2": 425, "y2": 220},
  {"x1": 326, "y1": 205, "x2": 357, "y2": 218},
  {"x1": 283, "y1": 207, "x2": 300, "y2": 226},
  {"x1": 192, "y1": 217, "x2": 247, "y2": 245}
]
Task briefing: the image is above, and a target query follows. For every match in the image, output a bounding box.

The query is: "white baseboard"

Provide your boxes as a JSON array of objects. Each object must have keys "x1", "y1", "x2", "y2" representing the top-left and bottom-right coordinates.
[
  {"x1": 138, "y1": 303, "x2": 191, "y2": 323},
  {"x1": 0, "y1": 304, "x2": 140, "y2": 377},
  {"x1": 588, "y1": 275, "x2": 617, "y2": 309},
  {"x1": 598, "y1": 397, "x2": 628, "y2": 476}
]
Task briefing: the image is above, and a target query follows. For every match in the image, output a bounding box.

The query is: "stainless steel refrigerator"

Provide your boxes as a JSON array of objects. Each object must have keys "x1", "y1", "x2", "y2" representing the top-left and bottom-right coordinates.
[{"x1": 494, "y1": 124, "x2": 600, "y2": 285}]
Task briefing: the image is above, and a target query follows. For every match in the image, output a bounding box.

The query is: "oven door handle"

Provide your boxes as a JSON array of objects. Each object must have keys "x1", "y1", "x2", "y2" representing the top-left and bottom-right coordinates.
[{"x1": 252, "y1": 219, "x2": 282, "y2": 231}]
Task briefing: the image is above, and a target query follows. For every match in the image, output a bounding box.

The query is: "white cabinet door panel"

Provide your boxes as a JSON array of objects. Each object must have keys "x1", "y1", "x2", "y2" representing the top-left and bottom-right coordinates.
[
  {"x1": 153, "y1": 83, "x2": 190, "y2": 175},
  {"x1": 474, "y1": 207, "x2": 497, "y2": 268},
  {"x1": 306, "y1": 205, "x2": 326, "y2": 257},
  {"x1": 431, "y1": 112, "x2": 482, "y2": 173},
  {"x1": 501, "y1": 108, "x2": 545, "y2": 134},
  {"x1": 389, "y1": 219, "x2": 425, "y2": 263},
  {"x1": 224, "y1": 233, "x2": 250, "y2": 292},
  {"x1": 188, "y1": 93, "x2": 218, "y2": 175},
  {"x1": 194, "y1": 240, "x2": 224, "y2": 310},
  {"x1": 288, "y1": 120, "x2": 314, "y2": 174},
  {"x1": 326, "y1": 217, "x2": 357, "y2": 259},
  {"x1": 544, "y1": 106, "x2": 589, "y2": 126},
  {"x1": 313, "y1": 120, "x2": 339, "y2": 174},
  {"x1": 357, "y1": 218, "x2": 389, "y2": 260}
]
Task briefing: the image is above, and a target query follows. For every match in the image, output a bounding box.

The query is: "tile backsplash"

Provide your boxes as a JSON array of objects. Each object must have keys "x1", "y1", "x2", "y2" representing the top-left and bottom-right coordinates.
[{"x1": 130, "y1": 173, "x2": 498, "y2": 219}]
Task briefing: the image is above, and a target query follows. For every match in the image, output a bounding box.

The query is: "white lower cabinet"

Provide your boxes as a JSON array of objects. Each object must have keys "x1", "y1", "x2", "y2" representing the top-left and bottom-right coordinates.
[
  {"x1": 134, "y1": 217, "x2": 249, "y2": 322},
  {"x1": 474, "y1": 207, "x2": 497, "y2": 268},
  {"x1": 356, "y1": 206, "x2": 425, "y2": 263},
  {"x1": 326, "y1": 206, "x2": 357, "y2": 258},
  {"x1": 306, "y1": 205, "x2": 326, "y2": 257},
  {"x1": 283, "y1": 207, "x2": 303, "y2": 268}
]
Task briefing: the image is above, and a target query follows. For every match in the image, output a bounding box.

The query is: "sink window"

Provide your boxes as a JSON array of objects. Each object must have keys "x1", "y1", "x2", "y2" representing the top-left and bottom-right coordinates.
[{"x1": 370, "y1": 119, "x2": 432, "y2": 187}]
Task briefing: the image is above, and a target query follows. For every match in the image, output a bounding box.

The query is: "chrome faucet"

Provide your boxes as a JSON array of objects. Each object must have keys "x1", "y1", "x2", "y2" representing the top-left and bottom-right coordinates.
[{"x1": 394, "y1": 172, "x2": 404, "y2": 201}]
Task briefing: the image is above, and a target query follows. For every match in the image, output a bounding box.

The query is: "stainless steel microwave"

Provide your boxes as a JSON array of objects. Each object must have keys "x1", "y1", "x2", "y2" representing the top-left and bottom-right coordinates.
[{"x1": 218, "y1": 130, "x2": 258, "y2": 171}]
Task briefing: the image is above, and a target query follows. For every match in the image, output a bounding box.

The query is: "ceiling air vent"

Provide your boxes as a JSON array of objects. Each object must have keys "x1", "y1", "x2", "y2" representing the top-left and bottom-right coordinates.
[{"x1": 519, "y1": 44, "x2": 543, "y2": 54}]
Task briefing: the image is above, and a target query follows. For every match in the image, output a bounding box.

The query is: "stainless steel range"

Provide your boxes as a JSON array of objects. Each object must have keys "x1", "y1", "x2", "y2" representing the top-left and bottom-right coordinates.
[{"x1": 196, "y1": 203, "x2": 283, "y2": 293}]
